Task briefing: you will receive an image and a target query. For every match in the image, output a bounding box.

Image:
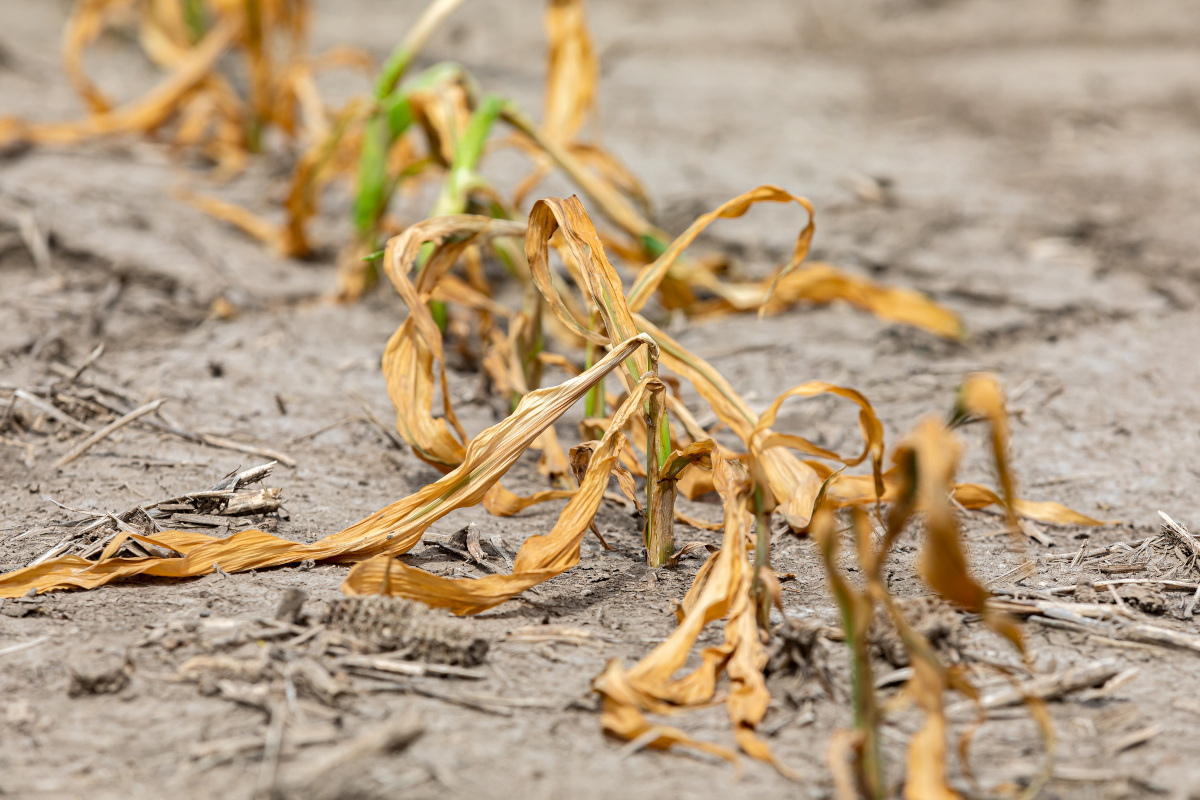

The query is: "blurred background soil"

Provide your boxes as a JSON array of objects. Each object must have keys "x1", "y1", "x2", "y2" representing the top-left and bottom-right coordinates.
[{"x1": 2, "y1": 1, "x2": 1199, "y2": 798}]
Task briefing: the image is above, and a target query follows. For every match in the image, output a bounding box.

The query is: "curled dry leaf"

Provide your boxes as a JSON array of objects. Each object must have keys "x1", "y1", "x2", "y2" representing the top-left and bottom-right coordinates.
[
  {"x1": 343, "y1": 372, "x2": 656, "y2": 613},
  {"x1": 593, "y1": 449, "x2": 796, "y2": 777}
]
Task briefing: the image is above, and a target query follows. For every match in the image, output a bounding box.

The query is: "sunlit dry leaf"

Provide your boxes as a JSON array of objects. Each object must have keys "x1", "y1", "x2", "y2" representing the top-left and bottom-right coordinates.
[
  {"x1": 542, "y1": 0, "x2": 596, "y2": 145},
  {"x1": 525, "y1": 195, "x2": 677, "y2": 563},
  {"x1": 955, "y1": 372, "x2": 1017, "y2": 530},
  {"x1": 62, "y1": 0, "x2": 138, "y2": 114},
  {"x1": 633, "y1": 315, "x2": 825, "y2": 528},
  {"x1": 763, "y1": 262, "x2": 964, "y2": 339},
  {"x1": 177, "y1": 189, "x2": 289, "y2": 253},
  {"x1": 625, "y1": 185, "x2": 813, "y2": 314},
  {"x1": 379, "y1": 215, "x2": 526, "y2": 471},
  {"x1": 343, "y1": 371, "x2": 655, "y2": 613}
]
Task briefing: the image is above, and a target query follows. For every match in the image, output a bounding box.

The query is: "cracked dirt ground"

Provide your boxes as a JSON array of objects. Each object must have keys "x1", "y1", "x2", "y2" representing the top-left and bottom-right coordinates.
[{"x1": 2, "y1": 1, "x2": 1200, "y2": 798}]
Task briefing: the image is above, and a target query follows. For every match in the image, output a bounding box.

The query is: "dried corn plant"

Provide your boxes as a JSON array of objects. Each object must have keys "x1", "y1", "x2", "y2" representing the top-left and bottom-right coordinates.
[
  {"x1": 0, "y1": 0, "x2": 369, "y2": 175},
  {"x1": 0, "y1": 0, "x2": 1109, "y2": 792},
  {"x1": 0, "y1": 195, "x2": 1100, "y2": 791},
  {"x1": 3, "y1": 0, "x2": 969, "y2": 341}
]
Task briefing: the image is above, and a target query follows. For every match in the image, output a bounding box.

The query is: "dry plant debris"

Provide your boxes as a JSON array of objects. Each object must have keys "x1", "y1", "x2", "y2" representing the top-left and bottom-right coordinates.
[
  {"x1": 1, "y1": 346, "x2": 296, "y2": 468},
  {"x1": 0, "y1": 0, "x2": 364, "y2": 177}
]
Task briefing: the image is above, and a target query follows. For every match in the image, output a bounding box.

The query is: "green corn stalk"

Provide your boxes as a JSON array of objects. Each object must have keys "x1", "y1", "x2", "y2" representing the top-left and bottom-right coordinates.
[
  {"x1": 354, "y1": 0, "x2": 472, "y2": 259},
  {"x1": 353, "y1": 65, "x2": 456, "y2": 245},
  {"x1": 182, "y1": 0, "x2": 207, "y2": 44},
  {"x1": 816, "y1": 511, "x2": 884, "y2": 800},
  {"x1": 424, "y1": 92, "x2": 506, "y2": 328},
  {"x1": 351, "y1": 63, "x2": 466, "y2": 291},
  {"x1": 374, "y1": 0, "x2": 467, "y2": 100},
  {"x1": 584, "y1": 310, "x2": 605, "y2": 424},
  {"x1": 242, "y1": 0, "x2": 266, "y2": 153},
  {"x1": 430, "y1": 93, "x2": 506, "y2": 217}
]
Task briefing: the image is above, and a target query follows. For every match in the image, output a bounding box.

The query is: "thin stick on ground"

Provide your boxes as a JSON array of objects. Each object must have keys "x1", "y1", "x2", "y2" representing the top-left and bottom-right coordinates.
[
  {"x1": 946, "y1": 661, "x2": 1120, "y2": 715},
  {"x1": 53, "y1": 398, "x2": 164, "y2": 468},
  {"x1": 13, "y1": 389, "x2": 94, "y2": 433},
  {"x1": 199, "y1": 434, "x2": 296, "y2": 468}
]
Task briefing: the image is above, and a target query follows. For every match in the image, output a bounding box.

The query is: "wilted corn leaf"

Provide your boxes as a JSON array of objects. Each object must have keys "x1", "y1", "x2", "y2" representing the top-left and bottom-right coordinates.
[
  {"x1": 177, "y1": 188, "x2": 293, "y2": 253},
  {"x1": 341, "y1": 372, "x2": 656, "y2": 613},
  {"x1": 824, "y1": 387, "x2": 1069, "y2": 798},
  {"x1": 632, "y1": 315, "x2": 827, "y2": 528},
  {"x1": 620, "y1": 184, "x2": 961, "y2": 339},
  {"x1": 761, "y1": 262, "x2": 964, "y2": 340},
  {"x1": 803, "y1": 463, "x2": 1106, "y2": 527},
  {"x1": 894, "y1": 418, "x2": 1023, "y2": 649},
  {"x1": 525, "y1": 195, "x2": 678, "y2": 563},
  {"x1": 592, "y1": 448, "x2": 794, "y2": 775},
  {"x1": 625, "y1": 185, "x2": 813, "y2": 313},
  {"x1": 62, "y1": 0, "x2": 137, "y2": 114},
  {"x1": 503, "y1": 105, "x2": 663, "y2": 246},
  {"x1": 905, "y1": 701, "x2": 959, "y2": 800},
  {"x1": 8, "y1": 0, "x2": 365, "y2": 193},
  {"x1": 0, "y1": 333, "x2": 658, "y2": 598},
  {"x1": 1, "y1": 15, "x2": 240, "y2": 149},
  {"x1": 379, "y1": 214, "x2": 526, "y2": 471},
  {"x1": 848, "y1": 499, "x2": 966, "y2": 800},
  {"x1": 542, "y1": 0, "x2": 596, "y2": 147},
  {"x1": 954, "y1": 372, "x2": 1016, "y2": 529},
  {"x1": 751, "y1": 381, "x2": 885, "y2": 507}
]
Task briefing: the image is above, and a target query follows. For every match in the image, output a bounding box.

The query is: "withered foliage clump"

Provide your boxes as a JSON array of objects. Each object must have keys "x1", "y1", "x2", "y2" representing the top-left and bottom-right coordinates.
[
  {"x1": 0, "y1": 0, "x2": 1112, "y2": 794},
  {"x1": 3, "y1": 0, "x2": 965, "y2": 333},
  {"x1": 0, "y1": 197, "x2": 1102, "y2": 792}
]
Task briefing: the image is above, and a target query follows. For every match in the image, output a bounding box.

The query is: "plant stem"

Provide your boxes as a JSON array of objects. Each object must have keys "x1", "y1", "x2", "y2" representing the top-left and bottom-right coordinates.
[
  {"x1": 752, "y1": 484, "x2": 772, "y2": 628},
  {"x1": 183, "y1": 0, "x2": 207, "y2": 43},
  {"x1": 375, "y1": 0, "x2": 468, "y2": 99},
  {"x1": 817, "y1": 516, "x2": 885, "y2": 800},
  {"x1": 584, "y1": 310, "x2": 605, "y2": 424},
  {"x1": 423, "y1": 93, "x2": 506, "y2": 328},
  {"x1": 242, "y1": 0, "x2": 266, "y2": 153},
  {"x1": 431, "y1": 93, "x2": 506, "y2": 217},
  {"x1": 644, "y1": 381, "x2": 674, "y2": 568}
]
